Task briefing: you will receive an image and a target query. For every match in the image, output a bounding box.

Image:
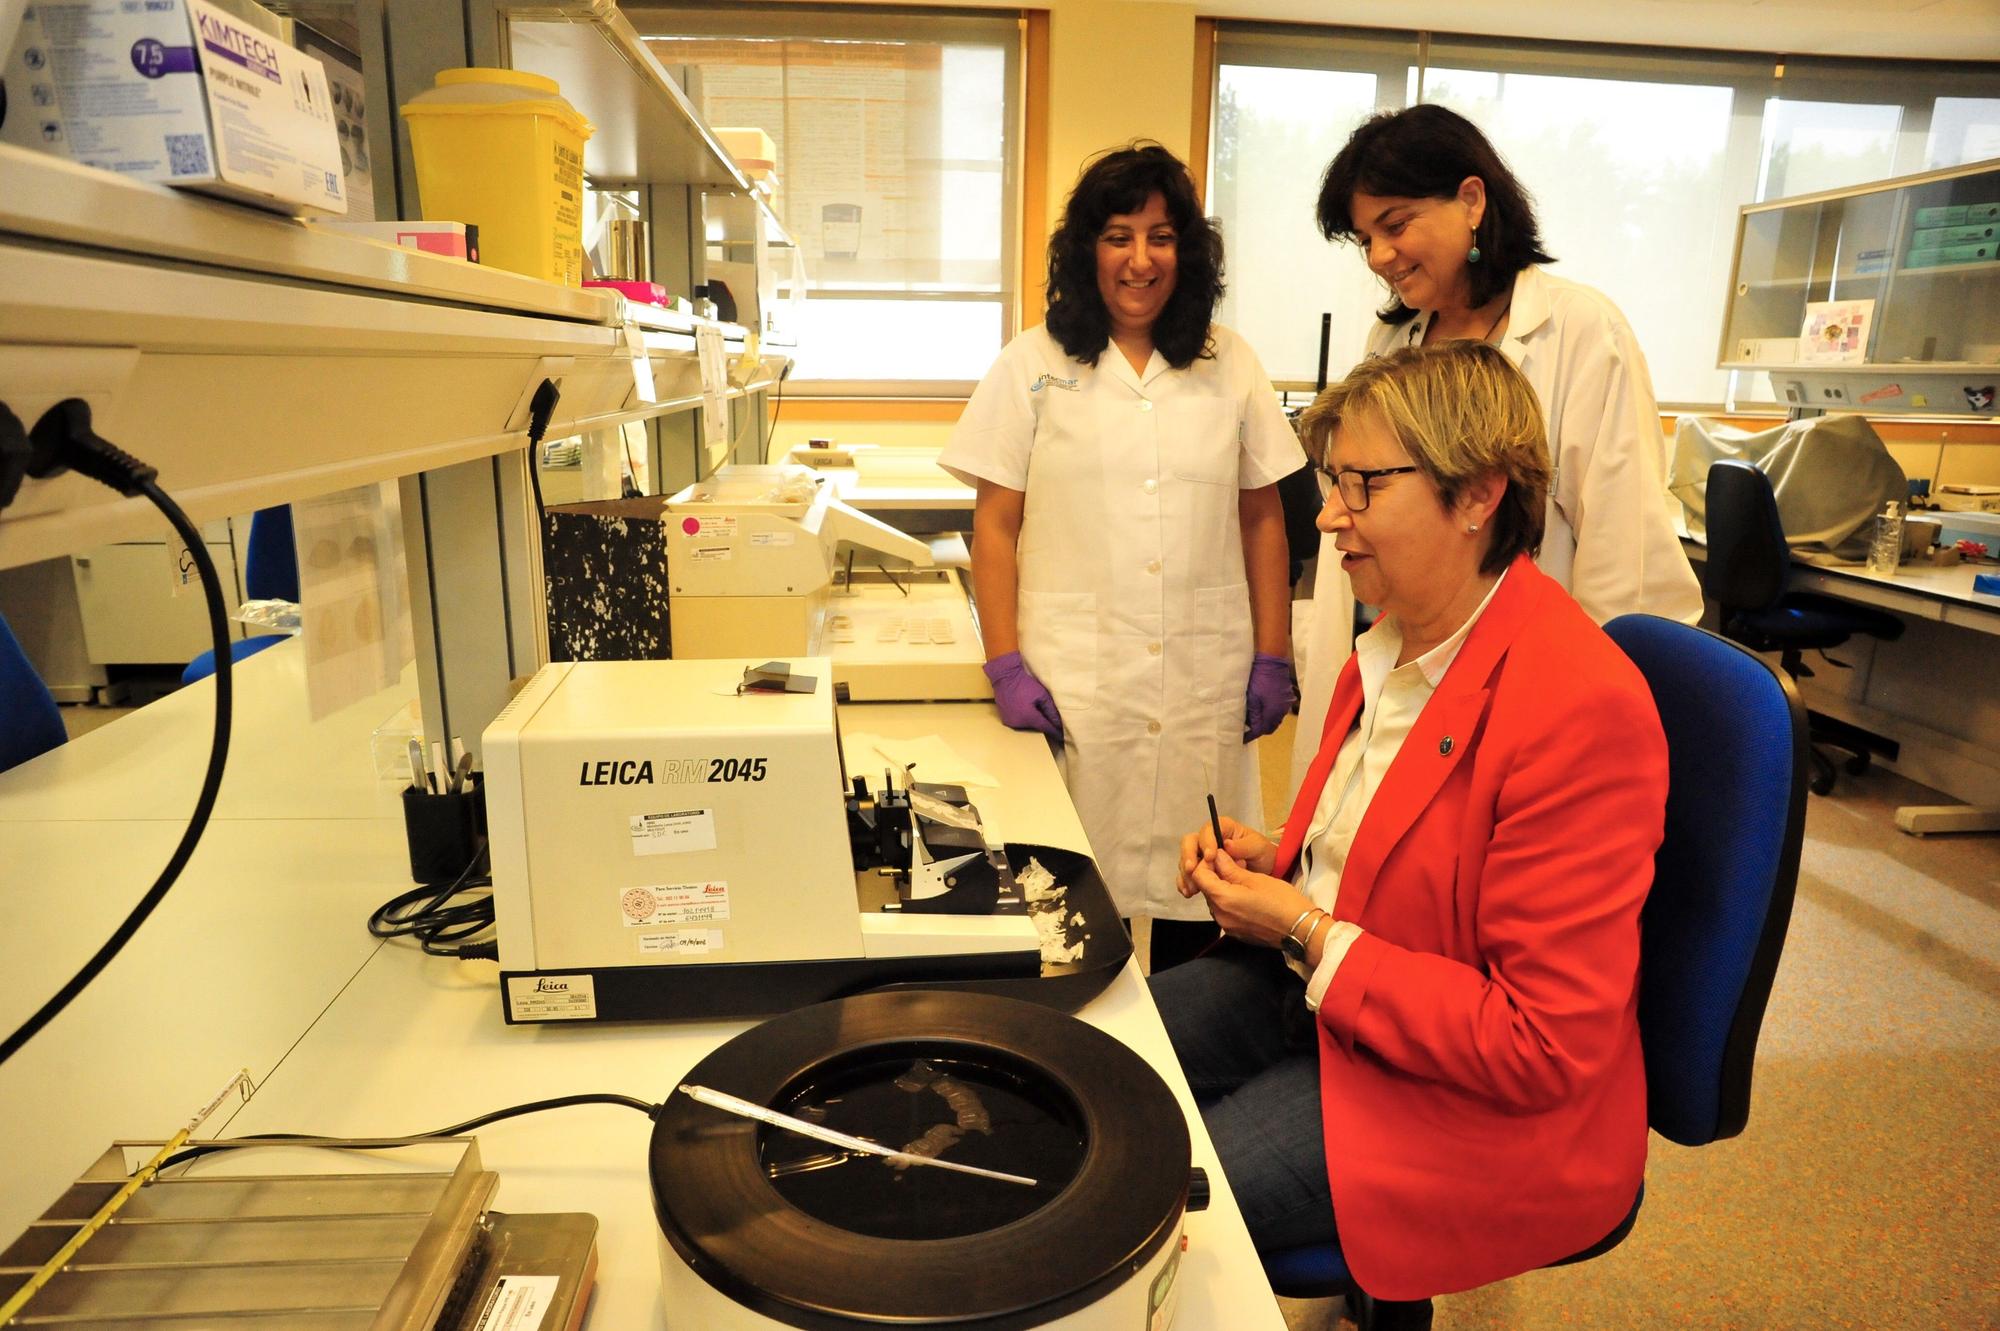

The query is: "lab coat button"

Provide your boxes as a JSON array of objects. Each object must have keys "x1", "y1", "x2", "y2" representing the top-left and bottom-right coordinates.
[
  {"x1": 1148, "y1": 641, "x2": 1162, "y2": 655},
  {"x1": 1147, "y1": 720, "x2": 1162, "y2": 735},
  {"x1": 1139, "y1": 400, "x2": 1154, "y2": 412},
  {"x1": 1145, "y1": 559, "x2": 1161, "y2": 574},
  {"x1": 1142, "y1": 478, "x2": 1158, "y2": 495}
]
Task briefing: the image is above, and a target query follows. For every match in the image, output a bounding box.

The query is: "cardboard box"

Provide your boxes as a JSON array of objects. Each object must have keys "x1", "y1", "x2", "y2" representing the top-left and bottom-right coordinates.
[
  {"x1": 30, "y1": 0, "x2": 345, "y2": 214},
  {"x1": 1, "y1": 5, "x2": 71, "y2": 152},
  {"x1": 1935, "y1": 486, "x2": 2000, "y2": 514}
]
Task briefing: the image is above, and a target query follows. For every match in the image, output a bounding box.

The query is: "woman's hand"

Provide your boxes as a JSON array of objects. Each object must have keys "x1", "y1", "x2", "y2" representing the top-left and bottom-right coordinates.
[
  {"x1": 1243, "y1": 653, "x2": 1296, "y2": 741},
  {"x1": 983, "y1": 652, "x2": 1064, "y2": 741},
  {"x1": 1186, "y1": 848, "x2": 1309, "y2": 948},
  {"x1": 1176, "y1": 815, "x2": 1276, "y2": 896}
]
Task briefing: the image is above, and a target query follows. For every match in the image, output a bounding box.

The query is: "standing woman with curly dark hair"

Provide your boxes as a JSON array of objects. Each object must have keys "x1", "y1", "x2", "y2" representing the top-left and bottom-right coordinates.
[
  {"x1": 1290, "y1": 105, "x2": 1702, "y2": 785},
  {"x1": 940, "y1": 143, "x2": 1304, "y2": 967}
]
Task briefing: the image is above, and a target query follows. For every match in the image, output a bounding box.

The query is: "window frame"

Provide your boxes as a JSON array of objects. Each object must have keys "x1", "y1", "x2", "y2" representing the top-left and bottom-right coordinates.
[{"x1": 1208, "y1": 20, "x2": 2000, "y2": 411}]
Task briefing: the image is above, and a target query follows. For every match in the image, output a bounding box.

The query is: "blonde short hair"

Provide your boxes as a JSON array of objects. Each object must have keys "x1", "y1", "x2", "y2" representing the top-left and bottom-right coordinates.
[{"x1": 1297, "y1": 341, "x2": 1551, "y2": 574}]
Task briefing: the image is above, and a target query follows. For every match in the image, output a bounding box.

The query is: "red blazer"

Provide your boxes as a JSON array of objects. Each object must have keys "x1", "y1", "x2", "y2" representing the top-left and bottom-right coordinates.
[{"x1": 1275, "y1": 556, "x2": 1666, "y2": 1299}]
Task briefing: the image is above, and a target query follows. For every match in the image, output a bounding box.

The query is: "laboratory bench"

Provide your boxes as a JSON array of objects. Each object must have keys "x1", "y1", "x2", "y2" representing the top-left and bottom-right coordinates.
[
  {"x1": 0, "y1": 641, "x2": 1287, "y2": 1330},
  {"x1": 1682, "y1": 535, "x2": 2000, "y2": 832}
]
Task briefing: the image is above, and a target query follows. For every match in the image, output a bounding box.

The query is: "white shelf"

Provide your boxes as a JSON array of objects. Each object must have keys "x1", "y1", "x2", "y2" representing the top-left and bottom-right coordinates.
[
  {"x1": 1894, "y1": 261, "x2": 2000, "y2": 279},
  {"x1": 0, "y1": 146, "x2": 614, "y2": 321},
  {"x1": 1723, "y1": 361, "x2": 2000, "y2": 372},
  {"x1": 0, "y1": 242, "x2": 787, "y2": 570}
]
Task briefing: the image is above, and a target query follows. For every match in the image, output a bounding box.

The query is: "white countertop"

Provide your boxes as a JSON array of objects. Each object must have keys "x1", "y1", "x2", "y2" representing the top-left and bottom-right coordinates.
[{"x1": 0, "y1": 647, "x2": 1285, "y2": 1330}]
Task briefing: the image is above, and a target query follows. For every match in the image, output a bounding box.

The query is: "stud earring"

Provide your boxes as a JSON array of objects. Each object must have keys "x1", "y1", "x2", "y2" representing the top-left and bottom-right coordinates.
[{"x1": 1467, "y1": 521, "x2": 1481, "y2": 533}]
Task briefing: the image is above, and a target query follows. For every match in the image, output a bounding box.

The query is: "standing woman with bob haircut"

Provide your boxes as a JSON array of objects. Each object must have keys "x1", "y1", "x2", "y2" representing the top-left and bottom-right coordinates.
[
  {"x1": 940, "y1": 143, "x2": 1304, "y2": 964},
  {"x1": 1292, "y1": 105, "x2": 1700, "y2": 778}
]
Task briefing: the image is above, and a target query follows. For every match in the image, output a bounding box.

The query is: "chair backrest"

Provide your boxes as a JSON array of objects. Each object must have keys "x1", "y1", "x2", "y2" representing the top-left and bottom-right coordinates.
[
  {"x1": 1701, "y1": 459, "x2": 1791, "y2": 616},
  {"x1": 245, "y1": 505, "x2": 300, "y2": 603},
  {"x1": 1605, "y1": 613, "x2": 1807, "y2": 1146},
  {"x1": 0, "y1": 610, "x2": 67, "y2": 774}
]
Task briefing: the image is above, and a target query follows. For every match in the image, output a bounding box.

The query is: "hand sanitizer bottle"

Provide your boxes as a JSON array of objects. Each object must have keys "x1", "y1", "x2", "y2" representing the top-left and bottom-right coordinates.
[{"x1": 1866, "y1": 500, "x2": 1904, "y2": 576}]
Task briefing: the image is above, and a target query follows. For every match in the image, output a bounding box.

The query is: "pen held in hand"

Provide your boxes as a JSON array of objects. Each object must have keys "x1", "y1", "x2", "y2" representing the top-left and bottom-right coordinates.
[{"x1": 1206, "y1": 792, "x2": 1226, "y2": 858}]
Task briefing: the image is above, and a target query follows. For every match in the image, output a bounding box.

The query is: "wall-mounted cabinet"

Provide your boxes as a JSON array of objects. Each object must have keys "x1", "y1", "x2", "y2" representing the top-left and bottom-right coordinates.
[{"x1": 1720, "y1": 157, "x2": 2000, "y2": 416}]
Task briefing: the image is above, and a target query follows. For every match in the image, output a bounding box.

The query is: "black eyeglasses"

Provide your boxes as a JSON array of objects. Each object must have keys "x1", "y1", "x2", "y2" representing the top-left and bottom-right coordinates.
[{"x1": 1316, "y1": 465, "x2": 1420, "y2": 511}]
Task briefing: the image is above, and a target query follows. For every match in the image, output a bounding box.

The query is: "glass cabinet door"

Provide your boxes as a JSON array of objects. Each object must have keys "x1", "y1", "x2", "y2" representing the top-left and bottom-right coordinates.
[{"x1": 1722, "y1": 160, "x2": 2000, "y2": 373}]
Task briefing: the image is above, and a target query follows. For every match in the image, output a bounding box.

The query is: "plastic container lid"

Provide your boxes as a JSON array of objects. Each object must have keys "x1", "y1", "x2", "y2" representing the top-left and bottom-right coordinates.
[{"x1": 400, "y1": 67, "x2": 592, "y2": 139}]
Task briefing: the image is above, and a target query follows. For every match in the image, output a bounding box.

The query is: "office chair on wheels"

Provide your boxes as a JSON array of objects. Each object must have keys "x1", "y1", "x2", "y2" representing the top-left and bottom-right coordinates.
[
  {"x1": 182, "y1": 506, "x2": 300, "y2": 685},
  {"x1": 1701, "y1": 458, "x2": 1903, "y2": 795},
  {"x1": 1261, "y1": 616, "x2": 1806, "y2": 1330},
  {"x1": 0, "y1": 609, "x2": 67, "y2": 774}
]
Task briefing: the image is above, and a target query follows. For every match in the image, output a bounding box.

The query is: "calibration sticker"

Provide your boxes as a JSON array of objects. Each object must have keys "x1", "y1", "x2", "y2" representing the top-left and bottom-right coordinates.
[
  {"x1": 631, "y1": 808, "x2": 717, "y2": 855},
  {"x1": 638, "y1": 928, "x2": 723, "y2": 955},
  {"x1": 468, "y1": 1274, "x2": 559, "y2": 1331},
  {"x1": 621, "y1": 881, "x2": 731, "y2": 927},
  {"x1": 506, "y1": 974, "x2": 597, "y2": 1021}
]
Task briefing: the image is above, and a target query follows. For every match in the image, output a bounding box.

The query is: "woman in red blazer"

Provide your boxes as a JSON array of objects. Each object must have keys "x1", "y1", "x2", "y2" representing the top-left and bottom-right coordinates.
[{"x1": 1151, "y1": 340, "x2": 1668, "y2": 1300}]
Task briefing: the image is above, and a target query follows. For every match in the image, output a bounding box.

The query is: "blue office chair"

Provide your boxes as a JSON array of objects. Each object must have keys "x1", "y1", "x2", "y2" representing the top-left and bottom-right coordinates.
[
  {"x1": 182, "y1": 506, "x2": 300, "y2": 685},
  {"x1": 1262, "y1": 615, "x2": 1806, "y2": 1330},
  {"x1": 0, "y1": 609, "x2": 67, "y2": 774},
  {"x1": 1702, "y1": 458, "x2": 1903, "y2": 795}
]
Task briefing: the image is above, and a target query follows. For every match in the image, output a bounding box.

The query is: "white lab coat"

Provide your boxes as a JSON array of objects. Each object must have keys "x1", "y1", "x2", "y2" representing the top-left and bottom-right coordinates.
[
  {"x1": 942, "y1": 324, "x2": 1304, "y2": 919},
  {"x1": 1292, "y1": 264, "x2": 1704, "y2": 785}
]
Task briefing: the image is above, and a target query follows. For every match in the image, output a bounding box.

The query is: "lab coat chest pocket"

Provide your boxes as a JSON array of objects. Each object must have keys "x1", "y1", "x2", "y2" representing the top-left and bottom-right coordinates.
[
  {"x1": 1164, "y1": 396, "x2": 1240, "y2": 487},
  {"x1": 1016, "y1": 588, "x2": 1098, "y2": 712}
]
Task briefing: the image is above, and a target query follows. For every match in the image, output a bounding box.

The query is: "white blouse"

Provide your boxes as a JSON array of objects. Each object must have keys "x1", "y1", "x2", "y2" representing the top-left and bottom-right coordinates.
[{"x1": 1290, "y1": 571, "x2": 1510, "y2": 1009}]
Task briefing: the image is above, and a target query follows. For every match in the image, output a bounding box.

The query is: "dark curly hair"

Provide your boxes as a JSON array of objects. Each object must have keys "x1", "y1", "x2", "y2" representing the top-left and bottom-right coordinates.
[
  {"x1": 1044, "y1": 142, "x2": 1223, "y2": 368},
  {"x1": 1315, "y1": 105, "x2": 1554, "y2": 327}
]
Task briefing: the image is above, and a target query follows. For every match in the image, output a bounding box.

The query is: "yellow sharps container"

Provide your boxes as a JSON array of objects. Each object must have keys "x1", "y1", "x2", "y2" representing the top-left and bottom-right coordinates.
[{"x1": 400, "y1": 68, "x2": 594, "y2": 286}]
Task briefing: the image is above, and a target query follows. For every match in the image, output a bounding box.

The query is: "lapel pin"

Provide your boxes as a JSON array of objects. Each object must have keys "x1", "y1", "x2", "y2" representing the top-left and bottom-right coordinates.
[{"x1": 1438, "y1": 736, "x2": 1454, "y2": 756}]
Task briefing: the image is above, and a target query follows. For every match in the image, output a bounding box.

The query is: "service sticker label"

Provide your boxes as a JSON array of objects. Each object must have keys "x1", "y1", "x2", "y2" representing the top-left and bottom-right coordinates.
[
  {"x1": 687, "y1": 545, "x2": 733, "y2": 562},
  {"x1": 631, "y1": 808, "x2": 716, "y2": 856},
  {"x1": 620, "y1": 880, "x2": 731, "y2": 927},
  {"x1": 468, "y1": 1273, "x2": 558, "y2": 1330},
  {"x1": 749, "y1": 530, "x2": 795, "y2": 547},
  {"x1": 639, "y1": 928, "x2": 724, "y2": 955},
  {"x1": 506, "y1": 974, "x2": 597, "y2": 1022}
]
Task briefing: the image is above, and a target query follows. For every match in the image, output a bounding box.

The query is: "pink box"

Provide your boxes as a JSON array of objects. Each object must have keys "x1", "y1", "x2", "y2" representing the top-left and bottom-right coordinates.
[
  {"x1": 320, "y1": 220, "x2": 478, "y2": 263},
  {"x1": 583, "y1": 279, "x2": 674, "y2": 306}
]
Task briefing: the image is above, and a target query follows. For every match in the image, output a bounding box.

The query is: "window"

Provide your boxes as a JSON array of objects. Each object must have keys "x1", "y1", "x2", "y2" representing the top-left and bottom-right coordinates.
[
  {"x1": 1209, "y1": 24, "x2": 2000, "y2": 407},
  {"x1": 643, "y1": 5, "x2": 1021, "y2": 393}
]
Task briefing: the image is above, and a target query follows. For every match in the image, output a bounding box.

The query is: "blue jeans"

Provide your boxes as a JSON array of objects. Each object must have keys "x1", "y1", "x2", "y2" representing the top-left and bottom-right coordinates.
[{"x1": 1148, "y1": 942, "x2": 1338, "y2": 1252}]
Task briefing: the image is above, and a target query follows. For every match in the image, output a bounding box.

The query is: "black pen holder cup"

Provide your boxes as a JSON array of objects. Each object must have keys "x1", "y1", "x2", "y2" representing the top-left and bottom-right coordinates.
[{"x1": 401, "y1": 774, "x2": 486, "y2": 884}]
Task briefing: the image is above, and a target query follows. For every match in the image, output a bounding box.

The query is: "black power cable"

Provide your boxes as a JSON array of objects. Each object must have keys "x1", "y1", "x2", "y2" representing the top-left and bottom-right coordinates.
[
  {"x1": 367, "y1": 842, "x2": 496, "y2": 959},
  {"x1": 150, "y1": 1092, "x2": 662, "y2": 1173},
  {"x1": 0, "y1": 399, "x2": 235, "y2": 1070},
  {"x1": 524, "y1": 376, "x2": 562, "y2": 523}
]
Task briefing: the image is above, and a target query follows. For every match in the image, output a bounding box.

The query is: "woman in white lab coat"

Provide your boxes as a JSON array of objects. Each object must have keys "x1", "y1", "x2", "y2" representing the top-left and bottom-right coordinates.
[
  {"x1": 940, "y1": 144, "x2": 1304, "y2": 959},
  {"x1": 1292, "y1": 105, "x2": 1703, "y2": 779}
]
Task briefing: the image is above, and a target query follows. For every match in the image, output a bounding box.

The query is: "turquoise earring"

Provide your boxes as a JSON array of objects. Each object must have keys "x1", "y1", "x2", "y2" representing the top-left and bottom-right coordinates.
[{"x1": 1468, "y1": 238, "x2": 1482, "y2": 264}]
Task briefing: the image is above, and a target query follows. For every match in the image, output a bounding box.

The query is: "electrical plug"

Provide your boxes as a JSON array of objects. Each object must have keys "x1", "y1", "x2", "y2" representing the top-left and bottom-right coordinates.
[{"x1": 29, "y1": 398, "x2": 159, "y2": 496}]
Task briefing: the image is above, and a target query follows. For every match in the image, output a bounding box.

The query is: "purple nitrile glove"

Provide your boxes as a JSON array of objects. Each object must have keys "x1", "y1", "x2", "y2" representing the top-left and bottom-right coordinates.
[
  {"x1": 984, "y1": 651, "x2": 1064, "y2": 742},
  {"x1": 1243, "y1": 653, "x2": 1296, "y2": 741}
]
